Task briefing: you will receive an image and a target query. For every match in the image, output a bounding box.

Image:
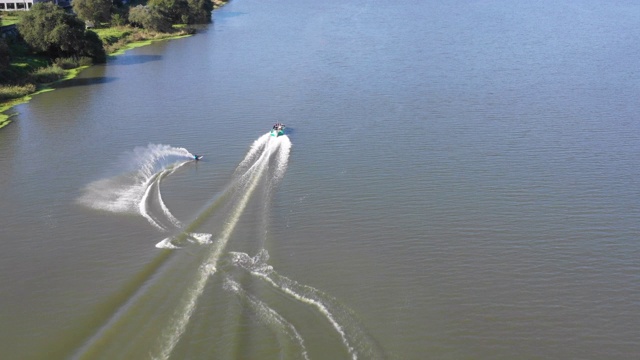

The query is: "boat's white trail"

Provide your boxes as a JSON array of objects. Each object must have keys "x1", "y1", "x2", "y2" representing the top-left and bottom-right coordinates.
[
  {"x1": 231, "y1": 250, "x2": 385, "y2": 360},
  {"x1": 223, "y1": 277, "x2": 310, "y2": 360},
  {"x1": 273, "y1": 137, "x2": 292, "y2": 183},
  {"x1": 151, "y1": 134, "x2": 289, "y2": 360},
  {"x1": 155, "y1": 237, "x2": 180, "y2": 250},
  {"x1": 236, "y1": 133, "x2": 272, "y2": 175},
  {"x1": 77, "y1": 144, "x2": 194, "y2": 229}
]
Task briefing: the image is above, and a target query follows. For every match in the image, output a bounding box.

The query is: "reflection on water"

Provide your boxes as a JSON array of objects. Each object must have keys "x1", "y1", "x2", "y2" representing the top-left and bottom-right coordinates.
[
  {"x1": 109, "y1": 54, "x2": 163, "y2": 65},
  {"x1": 54, "y1": 77, "x2": 118, "y2": 89}
]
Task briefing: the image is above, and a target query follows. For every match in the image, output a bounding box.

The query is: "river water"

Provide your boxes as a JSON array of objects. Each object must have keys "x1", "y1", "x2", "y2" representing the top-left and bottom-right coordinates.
[{"x1": 1, "y1": 0, "x2": 639, "y2": 359}]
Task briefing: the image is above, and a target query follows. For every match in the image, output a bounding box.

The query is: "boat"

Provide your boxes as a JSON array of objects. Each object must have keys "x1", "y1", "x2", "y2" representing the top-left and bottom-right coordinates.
[{"x1": 271, "y1": 122, "x2": 286, "y2": 137}]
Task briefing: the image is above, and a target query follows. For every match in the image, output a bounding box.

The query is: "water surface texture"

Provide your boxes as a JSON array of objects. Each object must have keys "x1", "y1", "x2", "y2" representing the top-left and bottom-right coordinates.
[{"x1": 1, "y1": 1, "x2": 639, "y2": 359}]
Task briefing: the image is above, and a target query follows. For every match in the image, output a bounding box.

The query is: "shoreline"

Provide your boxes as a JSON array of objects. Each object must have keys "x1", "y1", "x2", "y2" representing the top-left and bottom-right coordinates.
[{"x1": 0, "y1": 1, "x2": 228, "y2": 130}]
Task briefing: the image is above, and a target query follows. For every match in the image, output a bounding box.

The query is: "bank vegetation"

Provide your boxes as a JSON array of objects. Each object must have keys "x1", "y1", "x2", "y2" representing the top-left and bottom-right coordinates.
[{"x1": 0, "y1": 0, "x2": 226, "y2": 121}]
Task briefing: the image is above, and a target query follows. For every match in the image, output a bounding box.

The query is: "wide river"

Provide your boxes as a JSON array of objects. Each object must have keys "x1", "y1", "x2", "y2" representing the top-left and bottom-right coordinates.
[{"x1": 1, "y1": 0, "x2": 639, "y2": 359}]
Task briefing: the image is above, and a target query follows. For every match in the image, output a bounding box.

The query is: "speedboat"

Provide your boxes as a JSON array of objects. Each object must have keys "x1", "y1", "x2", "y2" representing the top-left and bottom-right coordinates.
[{"x1": 271, "y1": 123, "x2": 285, "y2": 137}]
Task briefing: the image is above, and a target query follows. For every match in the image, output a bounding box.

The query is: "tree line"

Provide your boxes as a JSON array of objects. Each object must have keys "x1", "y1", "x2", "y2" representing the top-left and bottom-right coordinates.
[{"x1": 0, "y1": 0, "x2": 215, "y2": 91}]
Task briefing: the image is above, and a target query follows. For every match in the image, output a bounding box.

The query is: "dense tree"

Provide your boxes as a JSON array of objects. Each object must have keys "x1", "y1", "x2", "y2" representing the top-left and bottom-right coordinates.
[
  {"x1": 0, "y1": 38, "x2": 10, "y2": 69},
  {"x1": 128, "y1": 5, "x2": 173, "y2": 32},
  {"x1": 147, "y1": 0, "x2": 212, "y2": 25},
  {"x1": 18, "y1": 3, "x2": 106, "y2": 62},
  {"x1": 72, "y1": 0, "x2": 112, "y2": 27},
  {"x1": 147, "y1": 0, "x2": 186, "y2": 24},
  {"x1": 0, "y1": 19, "x2": 9, "y2": 70},
  {"x1": 186, "y1": 0, "x2": 213, "y2": 24}
]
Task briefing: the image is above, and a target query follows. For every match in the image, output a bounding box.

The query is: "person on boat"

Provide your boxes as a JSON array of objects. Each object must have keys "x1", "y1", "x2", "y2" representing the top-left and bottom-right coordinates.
[{"x1": 194, "y1": 155, "x2": 200, "y2": 160}]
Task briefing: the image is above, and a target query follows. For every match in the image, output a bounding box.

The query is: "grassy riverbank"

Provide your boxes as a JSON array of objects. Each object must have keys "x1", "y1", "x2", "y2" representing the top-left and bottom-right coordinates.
[{"x1": 0, "y1": 0, "x2": 227, "y2": 129}]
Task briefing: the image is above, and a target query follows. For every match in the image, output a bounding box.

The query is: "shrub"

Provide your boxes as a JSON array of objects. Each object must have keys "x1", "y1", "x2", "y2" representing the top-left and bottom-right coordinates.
[
  {"x1": 54, "y1": 57, "x2": 79, "y2": 70},
  {"x1": 30, "y1": 65, "x2": 65, "y2": 84},
  {"x1": 0, "y1": 83, "x2": 36, "y2": 100},
  {"x1": 78, "y1": 57, "x2": 94, "y2": 67},
  {"x1": 53, "y1": 57, "x2": 94, "y2": 69}
]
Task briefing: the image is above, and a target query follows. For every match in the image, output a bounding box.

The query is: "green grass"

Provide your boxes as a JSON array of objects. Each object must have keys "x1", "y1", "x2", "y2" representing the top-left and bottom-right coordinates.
[
  {"x1": 11, "y1": 56, "x2": 49, "y2": 70},
  {"x1": 95, "y1": 25, "x2": 193, "y2": 55},
  {"x1": 30, "y1": 65, "x2": 65, "y2": 84},
  {"x1": 0, "y1": 13, "x2": 21, "y2": 26},
  {"x1": 93, "y1": 26, "x2": 133, "y2": 44}
]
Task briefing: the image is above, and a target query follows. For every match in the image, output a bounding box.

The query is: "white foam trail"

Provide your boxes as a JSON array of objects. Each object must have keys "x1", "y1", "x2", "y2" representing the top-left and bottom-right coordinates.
[
  {"x1": 155, "y1": 232, "x2": 213, "y2": 249},
  {"x1": 78, "y1": 144, "x2": 195, "y2": 226},
  {"x1": 158, "y1": 183, "x2": 182, "y2": 228},
  {"x1": 229, "y1": 250, "x2": 274, "y2": 276},
  {"x1": 140, "y1": 173, "x2": 166, "y2": 230},
  {"x1": 151, "y1": 135, "x2": 284, "y2": 360},
  {"x1": 189, "y1": 233, "x2": 212, "y2": 245},
  {"x1": 156, "y1": 169, "x2": 186, "y2": 228},
  {"x1": 78, "y1": 177, "x2": 145, "y2": 213},
  {"x1": 223, "y1": 277, "x2": 310, "y2": 360},
  {"x1": 273, "y1": 136, "x2": 292, "y2": 182},
  {"x1": 156, "y1": 237, "x2": 180, "y2": 249},
  {"x1": 236, "y1": 133, "x2": 271, "y2": 173}
]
